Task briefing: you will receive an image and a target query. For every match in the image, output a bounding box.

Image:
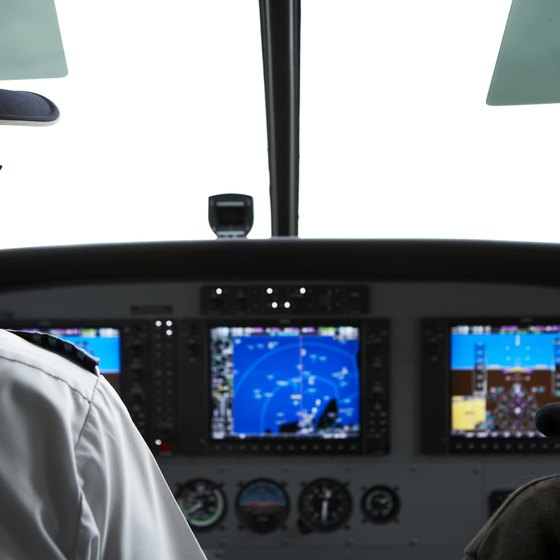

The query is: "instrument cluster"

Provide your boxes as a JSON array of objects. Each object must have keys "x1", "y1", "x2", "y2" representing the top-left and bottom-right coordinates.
[{"x1": 175, "y1": 477, "x2": 401, "y2": 534}]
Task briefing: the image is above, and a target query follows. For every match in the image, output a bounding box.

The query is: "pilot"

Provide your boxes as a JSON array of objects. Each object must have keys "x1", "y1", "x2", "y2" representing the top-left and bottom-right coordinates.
[
  {"x1": 462, "y1": 473, "x2": 560, "y2": 559},
  {"x1": 0, "y1": 328, "x2": 207, "y2": 559},
  {"x1": 463, "y1": 402, "x2": 560, "y2": 560}
]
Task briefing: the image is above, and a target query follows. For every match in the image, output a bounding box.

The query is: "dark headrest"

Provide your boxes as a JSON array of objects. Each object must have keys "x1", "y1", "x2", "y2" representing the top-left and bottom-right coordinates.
[{"x1": 0, "y1": 88, "x2": 59, "y2": 125}]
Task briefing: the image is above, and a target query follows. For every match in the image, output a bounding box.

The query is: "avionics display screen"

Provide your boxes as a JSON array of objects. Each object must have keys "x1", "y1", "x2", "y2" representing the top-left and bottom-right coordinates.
[
  {"x1": 22, "y1": 327, "x2": 121, "y2": 391},
  {"x1": 210, "y1": 325, "x2": 361, "y2": 441},
  {"x1": 450, "y1": 322, "x2": 560, "y2": 439}
]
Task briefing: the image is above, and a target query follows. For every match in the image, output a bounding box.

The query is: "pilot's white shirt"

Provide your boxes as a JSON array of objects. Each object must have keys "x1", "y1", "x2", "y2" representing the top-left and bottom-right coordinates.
[{"x1": 0, "y1": 329, "x2": 207, "y2": 559}]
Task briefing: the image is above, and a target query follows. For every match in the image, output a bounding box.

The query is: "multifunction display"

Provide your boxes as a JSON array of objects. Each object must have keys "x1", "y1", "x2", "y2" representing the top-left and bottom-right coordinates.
[
  {"x1": 210, "y1": 325, "x2": 361, "y2": 441},
  {"x1": 182, "y1": 317, "x2": 389, "y2": 456}
]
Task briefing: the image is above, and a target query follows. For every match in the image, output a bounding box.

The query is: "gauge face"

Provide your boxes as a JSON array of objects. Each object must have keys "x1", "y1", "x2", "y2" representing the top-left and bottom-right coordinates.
[
  {"x1": 175, "y1": 478, "x2": 226, "y2": 530},
  {"x1": 236, "y1": 478, "x2": 290, "y2": 533},
  {"x1": 361, "y1": 485, "x2": 400, "y2": 524},
  {"x1": 298, "y1": 478, "x2": 352, "y2": 532}
]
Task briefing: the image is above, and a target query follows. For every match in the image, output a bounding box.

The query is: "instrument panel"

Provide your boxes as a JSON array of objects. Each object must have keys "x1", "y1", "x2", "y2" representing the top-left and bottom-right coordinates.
[{"x1": 3, "y1": 274, "x2": 560, "y2": 560}]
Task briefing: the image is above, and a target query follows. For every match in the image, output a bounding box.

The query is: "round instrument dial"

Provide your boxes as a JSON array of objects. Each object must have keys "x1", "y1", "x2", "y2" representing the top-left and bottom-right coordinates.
[
  {"x1": 175, "y1": 478, "x2": 226, "y2": 530},
  {"x1": 298, "y1": 478, "x2": 352, "y2": 532},
  {"x1": 236, "y1": 478, "x2": 290, "y2": 533},
  {"x1": 361, "y1": 485, "x2": 400, "y2": 523}
]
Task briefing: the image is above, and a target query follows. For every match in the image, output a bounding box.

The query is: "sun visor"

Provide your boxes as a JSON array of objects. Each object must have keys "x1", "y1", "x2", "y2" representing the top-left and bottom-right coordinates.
[
  {"x1": 0, "y1": 0, "x2": 67, "y2": 80},
  {"x1": 487, "y1": 0, "x2": 560, "y2": 106}
]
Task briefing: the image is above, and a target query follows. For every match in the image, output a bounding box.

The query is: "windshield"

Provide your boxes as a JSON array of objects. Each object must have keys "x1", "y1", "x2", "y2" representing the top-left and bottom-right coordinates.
[
  {"x1": 0, "y1": 0, "x2": 269, "y2": 248},
  {"x1": 1, "y1": 0, "x2": 558, "y2": 248}
]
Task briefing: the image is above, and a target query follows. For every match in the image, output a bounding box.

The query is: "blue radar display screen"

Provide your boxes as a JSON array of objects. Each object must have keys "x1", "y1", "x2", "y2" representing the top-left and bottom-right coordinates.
[
  {"x1": 210, "y1": 325, "x2": 361, "y2": 441},
  {"x1": 450, "y1": 322, "x2": 560, "y2": 439}
]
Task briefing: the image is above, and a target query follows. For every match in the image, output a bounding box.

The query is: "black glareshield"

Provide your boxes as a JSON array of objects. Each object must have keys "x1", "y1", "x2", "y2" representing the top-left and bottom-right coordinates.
[{"x1": 208, "y1": 194, "x2": 254, "y2": 238}]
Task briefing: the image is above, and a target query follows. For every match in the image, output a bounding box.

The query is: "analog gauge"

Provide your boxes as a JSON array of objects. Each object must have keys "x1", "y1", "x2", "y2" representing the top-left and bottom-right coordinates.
[
  {"x1": 236, "y1": 478, "x2": 290, "y2": 533},
  {"x1": 175, "y1": 478, "x2": 226, "y2": 530},
  {"x1": 361, "y1": 485, "x2": 400, "y2": 524},
  {"x1": 298, "y1": 478, "x2": 352, "y2": 532}
]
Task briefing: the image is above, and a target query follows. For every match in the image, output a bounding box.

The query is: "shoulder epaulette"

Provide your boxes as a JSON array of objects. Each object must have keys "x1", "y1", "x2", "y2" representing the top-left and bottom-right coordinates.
[{"x1": 8, "y1": 330, "x2": 100, "y2": 375}]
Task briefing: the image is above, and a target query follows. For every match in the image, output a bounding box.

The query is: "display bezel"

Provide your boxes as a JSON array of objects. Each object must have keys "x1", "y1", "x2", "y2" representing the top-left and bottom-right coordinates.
[
  {"x1": 178, "y1": 318, "x2": 390, "y2": 456},
  {"x1": 421, "y1": 317, "x2": 560, "y2": 454}
]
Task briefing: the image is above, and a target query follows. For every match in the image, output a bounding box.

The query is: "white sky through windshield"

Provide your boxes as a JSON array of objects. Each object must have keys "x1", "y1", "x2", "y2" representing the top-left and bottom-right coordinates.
[{"x1": 1, "y1": 0, "x2": 559, "y2": 248}]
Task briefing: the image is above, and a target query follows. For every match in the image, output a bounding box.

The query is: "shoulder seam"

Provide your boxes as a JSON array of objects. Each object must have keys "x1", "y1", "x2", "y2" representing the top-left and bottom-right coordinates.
[
  {"x1": 0, "y1": 354, "x2": 96, "y2": 405},
  {"x1": 74, "y1": 374, "x2": 102, "y2": 452}
]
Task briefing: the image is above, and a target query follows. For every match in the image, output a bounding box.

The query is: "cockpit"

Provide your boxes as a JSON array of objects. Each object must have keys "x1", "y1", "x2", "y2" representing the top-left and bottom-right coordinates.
[{"x1": 2, "y1": 2, "x2": 560, "y2": 559}]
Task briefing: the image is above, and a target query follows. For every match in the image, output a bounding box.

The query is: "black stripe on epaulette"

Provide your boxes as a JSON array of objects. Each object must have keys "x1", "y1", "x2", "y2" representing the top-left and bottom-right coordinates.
[{"x1": 8, "y1": 330, "x2": 100, "y2": 375}]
